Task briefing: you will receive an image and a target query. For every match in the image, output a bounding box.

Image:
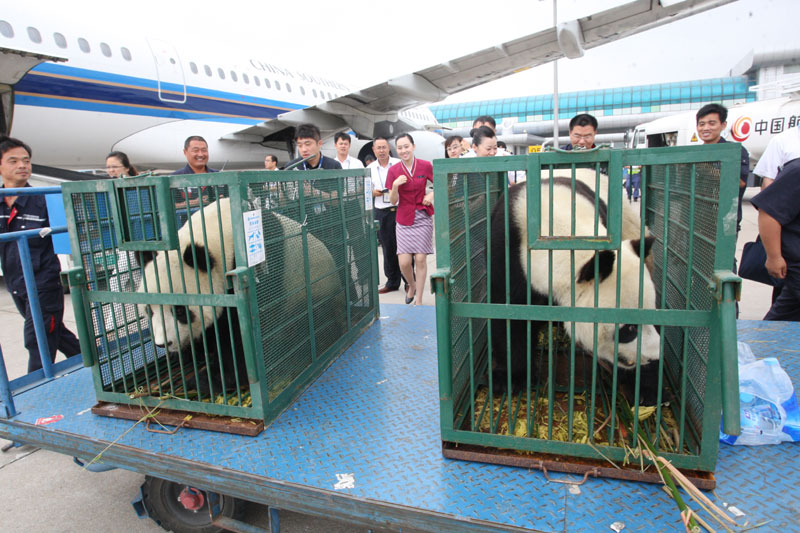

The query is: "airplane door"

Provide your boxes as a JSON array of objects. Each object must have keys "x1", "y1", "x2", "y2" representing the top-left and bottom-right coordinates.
[
  {"x1": 0, "y1": 48, "x2": 66, "y2": 135},
  {"x1": 146, "y1": 38, "x2": 187, "y2": 104}
]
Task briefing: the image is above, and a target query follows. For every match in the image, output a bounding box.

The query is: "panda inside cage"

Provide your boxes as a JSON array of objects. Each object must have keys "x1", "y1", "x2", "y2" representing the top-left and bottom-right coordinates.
[
  {"x1": 66, "y1": 170, "x2": 376, "y2": 420},
  {"x1": 436, "y1": 149, "x2": 739, "y2": 472}
]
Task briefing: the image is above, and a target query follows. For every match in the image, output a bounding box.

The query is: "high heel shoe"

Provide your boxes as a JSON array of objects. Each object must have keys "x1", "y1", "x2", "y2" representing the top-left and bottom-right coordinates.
[{"x1": 405, "y1": 289, "x2": 415, "y2": 304}]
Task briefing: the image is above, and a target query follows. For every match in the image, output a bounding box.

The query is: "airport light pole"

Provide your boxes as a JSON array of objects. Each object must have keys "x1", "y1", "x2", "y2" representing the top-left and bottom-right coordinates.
[{"x1": 552, "y1": 0, "x2": 559, "y2": 147}]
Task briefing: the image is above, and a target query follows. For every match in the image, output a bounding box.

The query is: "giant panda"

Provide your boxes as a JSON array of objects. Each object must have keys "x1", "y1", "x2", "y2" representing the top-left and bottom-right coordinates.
[
  {"x1": 489, "y1": 168, "x2": 661, "y2": 405},
  {"x1": 137, "y1": 198, "x2": 343, "y2": 398}
]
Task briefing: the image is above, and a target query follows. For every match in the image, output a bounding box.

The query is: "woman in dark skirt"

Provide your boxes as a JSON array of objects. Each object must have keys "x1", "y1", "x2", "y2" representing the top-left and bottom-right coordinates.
[{"x1": 387, "y1": 133, "x2": 434, "y2": 305}]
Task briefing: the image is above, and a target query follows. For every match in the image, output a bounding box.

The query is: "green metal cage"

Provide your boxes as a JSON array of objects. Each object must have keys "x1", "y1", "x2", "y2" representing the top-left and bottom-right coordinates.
[
  {"x1": 432, "y1": 145, "x2": 741, "y2": 473},
  {"x1": 62, "y1": 169, "x2": 378, "y2": 424}
]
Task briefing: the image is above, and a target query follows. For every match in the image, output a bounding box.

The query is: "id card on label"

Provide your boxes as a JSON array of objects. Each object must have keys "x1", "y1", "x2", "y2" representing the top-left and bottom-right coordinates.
[
  {"x1": 243, "y1": 210, "x2": 265, "y2": 266},
  {"x1": 383, "y1": 192, "x2": 391, "y2": 203}
]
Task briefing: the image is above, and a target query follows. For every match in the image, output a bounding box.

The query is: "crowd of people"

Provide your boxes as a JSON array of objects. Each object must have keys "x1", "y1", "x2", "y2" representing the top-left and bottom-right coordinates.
[{"x1": 1, "y1": 103, "x2": 797, "y2": 372}]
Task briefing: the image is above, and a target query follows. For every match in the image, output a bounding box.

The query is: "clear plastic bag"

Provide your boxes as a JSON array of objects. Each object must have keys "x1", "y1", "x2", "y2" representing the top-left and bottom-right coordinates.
[{"x1": 720, "y1": 342, "x2": 800, "y2": 445}]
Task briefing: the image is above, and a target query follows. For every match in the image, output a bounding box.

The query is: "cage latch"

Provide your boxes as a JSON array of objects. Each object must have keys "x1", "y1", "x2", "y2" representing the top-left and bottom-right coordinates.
[
  {"x1": 430, "y1": 269, "x2": 451, "y2": 295},
  {"x1": 225, "y1": 267, "x2": 250, "y2": 291},
  {"x1": 712, "y1": 271, "x2": 742, "y2": 303}
]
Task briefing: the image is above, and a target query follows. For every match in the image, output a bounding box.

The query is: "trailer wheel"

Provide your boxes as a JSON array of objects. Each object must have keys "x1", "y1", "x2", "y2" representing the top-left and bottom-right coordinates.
[{"x1": 141, "y1": 476, "x2": 245, "y2": 533}]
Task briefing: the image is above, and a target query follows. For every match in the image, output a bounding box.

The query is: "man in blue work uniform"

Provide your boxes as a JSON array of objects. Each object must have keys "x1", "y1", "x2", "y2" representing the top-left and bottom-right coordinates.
[
  {"x1": 0, "y1": 137, "x2": 80, "y2": 373},
  {"x1": 751, "y1": 158, "x2": 800, "y2": 320},
  {"x1": 172, "y1": 135, "x2": 221, "y2": 207},
  {"x1": 695, "y1": 103, "x2": 750, "y2": 234}
]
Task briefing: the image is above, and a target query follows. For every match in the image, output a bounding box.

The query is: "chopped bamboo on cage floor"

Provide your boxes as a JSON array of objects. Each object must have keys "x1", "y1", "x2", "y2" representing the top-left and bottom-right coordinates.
[
  {"x1": 128, "y1": 365, "x2": 251, "y2": 408},
  {"x1": 471, "y1": 386, "x2": 688, "y2": 454},
  {"x1": 472, "y1": 387, "x2": 611, "y2": 445},
  {"x1": 202, "y1": 391, "x2": 252, "y2": 407}
]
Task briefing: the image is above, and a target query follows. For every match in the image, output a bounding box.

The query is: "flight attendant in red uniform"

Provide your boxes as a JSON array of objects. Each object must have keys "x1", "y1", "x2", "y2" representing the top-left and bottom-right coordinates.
[{"x1": 386, "y1": 133, "x2": 434, "y2": 306}]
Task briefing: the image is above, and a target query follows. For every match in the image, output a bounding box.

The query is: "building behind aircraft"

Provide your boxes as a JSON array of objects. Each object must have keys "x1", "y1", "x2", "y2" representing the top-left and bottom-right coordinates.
[{"x1": 432, "y1": 48, "x2": 800, "y2": 166}]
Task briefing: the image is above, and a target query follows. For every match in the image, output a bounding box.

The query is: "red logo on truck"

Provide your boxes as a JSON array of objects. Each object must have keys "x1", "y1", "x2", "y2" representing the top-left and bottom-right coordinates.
[{"x1": 731, "y1": 116, "x2": 752, "y2": 142}]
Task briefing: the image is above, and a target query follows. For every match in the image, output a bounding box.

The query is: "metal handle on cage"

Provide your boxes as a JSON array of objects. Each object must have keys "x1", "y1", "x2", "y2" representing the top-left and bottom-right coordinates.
[
  {"x1": 535, "y1": 461, "x2": 599, "y2": 485},
  {"x1": 714, "y1": 271, "x2": 742, "y2": 436}
]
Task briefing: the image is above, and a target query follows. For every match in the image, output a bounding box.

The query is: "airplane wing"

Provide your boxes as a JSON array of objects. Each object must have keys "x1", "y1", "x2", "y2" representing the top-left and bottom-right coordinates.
[{"x1": 223, "y1": 0, "x2": 734, "y2": 145}]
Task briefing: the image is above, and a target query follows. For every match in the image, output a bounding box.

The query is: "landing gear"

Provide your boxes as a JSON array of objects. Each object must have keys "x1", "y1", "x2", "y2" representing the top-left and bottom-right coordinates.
[{"x1": 140, "y1": 476, "x2": 245, "y2": 533}]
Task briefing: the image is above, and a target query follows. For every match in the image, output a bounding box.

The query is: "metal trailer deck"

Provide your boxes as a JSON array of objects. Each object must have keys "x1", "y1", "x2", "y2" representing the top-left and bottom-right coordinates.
[{"x1": 1, "y1": 305, "x2": 799, "y2": 532}]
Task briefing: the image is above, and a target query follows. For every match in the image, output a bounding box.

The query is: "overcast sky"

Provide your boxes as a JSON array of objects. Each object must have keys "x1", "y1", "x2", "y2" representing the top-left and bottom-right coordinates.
[{"x1": 23, "y1": 0, "x2": 796, "y2": 104}]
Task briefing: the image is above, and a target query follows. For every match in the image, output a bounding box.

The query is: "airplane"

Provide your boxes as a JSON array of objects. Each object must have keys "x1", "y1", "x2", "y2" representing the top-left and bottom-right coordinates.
[
  {"x1": 629, "y1": 90, "x2": 800, "y2": 167},
  {"x1": 0, "y1": 0, "x2": 735, "y2": 172}
]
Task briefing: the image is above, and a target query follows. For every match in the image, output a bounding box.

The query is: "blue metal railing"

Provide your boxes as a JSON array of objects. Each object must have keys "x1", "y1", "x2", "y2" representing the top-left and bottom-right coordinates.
[{"x1": 0, "y1": 186, "x2": 82, "y2": 418}]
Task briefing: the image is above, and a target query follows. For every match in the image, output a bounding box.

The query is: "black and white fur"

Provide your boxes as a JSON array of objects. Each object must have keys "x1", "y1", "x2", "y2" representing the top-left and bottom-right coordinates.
[
  {"x1": 137, "y1": 198, "x2": 341, "y2": 396},
  {"x1": 489, "y1": 168, "x2": 661, "y2": 404}
]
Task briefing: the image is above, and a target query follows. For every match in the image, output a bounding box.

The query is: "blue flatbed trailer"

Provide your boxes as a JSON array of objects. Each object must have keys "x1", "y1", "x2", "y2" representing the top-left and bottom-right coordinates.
[{"x1": 1, "y1": 305, "x2": 799, "y2": 532}]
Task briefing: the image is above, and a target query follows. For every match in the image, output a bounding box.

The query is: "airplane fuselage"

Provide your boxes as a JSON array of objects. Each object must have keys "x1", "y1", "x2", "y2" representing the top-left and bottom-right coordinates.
[
  {"x1": 631, "y1": 97, "x2": 800, "y2": 164},
  {"x1": 0, "y1": 13, "x2": 435, "y2": 169}
]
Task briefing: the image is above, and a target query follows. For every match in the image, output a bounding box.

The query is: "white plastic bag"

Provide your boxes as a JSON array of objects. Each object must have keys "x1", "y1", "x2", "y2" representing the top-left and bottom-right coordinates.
[{"x1": 720, "y1": 342, "x2": 800, "y2": 445}]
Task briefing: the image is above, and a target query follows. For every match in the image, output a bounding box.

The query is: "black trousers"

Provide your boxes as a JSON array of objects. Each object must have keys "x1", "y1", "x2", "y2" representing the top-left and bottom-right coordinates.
[
  {"x1": 765, "y1": 263, "x2": 800, "y2": 321},
  {"x1": 374, "y1": 208, "x2": 404, "y2": 289},
  {"x1": 12, "y1": 287, "x2": 81, "y2": 373}
]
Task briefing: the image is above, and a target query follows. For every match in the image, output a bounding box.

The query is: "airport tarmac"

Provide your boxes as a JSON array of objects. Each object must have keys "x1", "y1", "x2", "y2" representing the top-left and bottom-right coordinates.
[{"x1": 0, "y1": 191, "x2": 775, "y2": 532}]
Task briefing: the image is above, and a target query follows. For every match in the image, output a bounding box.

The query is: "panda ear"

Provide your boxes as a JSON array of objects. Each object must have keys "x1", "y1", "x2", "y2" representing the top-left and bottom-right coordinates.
[
  {"x1": 182, "y1": 244, "x2": 215, "y2": 273},
  {"x1": 577, "y1": 250, "x2": 615, "y2": 283},
  {"x1": 139, "y1": 250, "x2": 155, "y2": 269},
  {"x1": 630, "y1": 236, "x2": 655, "y2": 258}
]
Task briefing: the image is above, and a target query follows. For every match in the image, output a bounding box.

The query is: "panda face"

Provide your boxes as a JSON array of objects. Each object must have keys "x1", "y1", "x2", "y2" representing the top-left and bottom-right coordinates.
[
  {"x1": 504, "y1": 173, "x2": 662, "y2": 372},
  {"x1": 571, "y1": 237, "x2": 661, "y2": 370},
  {"x1": 144, "y1": 302, "x2": 200, "y2": 352},
  {"x1": 136, "y1": 199, "x2": 234, "y2": 353}
]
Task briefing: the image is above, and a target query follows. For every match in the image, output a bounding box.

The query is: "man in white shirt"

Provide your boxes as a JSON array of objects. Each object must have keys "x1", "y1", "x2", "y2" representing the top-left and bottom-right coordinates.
[
  {"x1": 334, "y1": 132, "x2": 365, "y2": 169},
  {"x1": 368, "y1": 137, "x2": 403, "y2": 293},
  {"x1": 754, "y1": 126, "x2": 800, "y2": 189},
  {"x1": 264, "y1": 154, "x2": 278, "y2": 170}
]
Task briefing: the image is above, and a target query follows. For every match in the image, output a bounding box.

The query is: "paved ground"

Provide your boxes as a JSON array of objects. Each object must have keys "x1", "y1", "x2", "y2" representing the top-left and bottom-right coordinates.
[{"x1": 0, "y1": 191, "x2": 773, "y2": 532}]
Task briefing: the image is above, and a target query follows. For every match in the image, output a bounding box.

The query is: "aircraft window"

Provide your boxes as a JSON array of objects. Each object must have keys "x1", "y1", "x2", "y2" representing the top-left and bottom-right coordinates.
[
  {"x1": 218, "y1": 68, "x2": 226, "y2": 80},
  {"x1": 53, "y1": 32, "x2": 67, "y2": 48},
  {"x1": 100, "y1": 42, "x2": 112, "y2": 57},
  {"x1": 27, "y1": 27, "x2": 42, "y2": 44},
  {"x1": 300, "y1": 86, "x2": 305, "y2": 96},
  {"x1": 313, "y1": 89, "x2": 317, "y2": 98},
  {"x1": 242, "y1": 73, "x2": 249, "y2": 84},
  {"x1": 264, "y1": 78, "x2": 271, "y2": 88},
  {"x1": 78, "y1": 38, "x2": 90, "y2": 53},
  {"x1": 231, "y1": 71, "x2": 238, "y2": 82},
  {"x1": 204, "y1": 65, "x2": 212, "y2": 76},
  {"x1": 275, "y1": 80, "x2": 281, "y2": 90},
  {"x1": 286, "y1": 83, "x2": 291, "y2": 93},
  {"x1": 0, "y1": 21, "x2": 13, "y2": 38},
  {"x1": 254, "y1": 77, "x2": 260, "y2": 87},
  {"x1": 121, "y1": 47, "x2": 132, "y2": 61},
  {"x1": 190, "y1": 62, "x2": 198, "y2": 74},
  {"x1": 327, "y1": 92, "x2": 332, "y2": 100}
]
